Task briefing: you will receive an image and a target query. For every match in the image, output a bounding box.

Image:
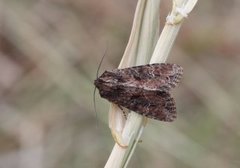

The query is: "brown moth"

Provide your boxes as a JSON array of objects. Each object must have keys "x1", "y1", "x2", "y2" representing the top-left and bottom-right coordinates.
[{"x1": 94, "y1": 63, "x2": 183, "y2": 122}]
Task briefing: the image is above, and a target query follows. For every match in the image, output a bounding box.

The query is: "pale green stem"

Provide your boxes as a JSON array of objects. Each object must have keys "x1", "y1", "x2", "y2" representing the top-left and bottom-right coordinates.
[{"x1": 105, "y1": 0, "x2": 198, "y2": 167}]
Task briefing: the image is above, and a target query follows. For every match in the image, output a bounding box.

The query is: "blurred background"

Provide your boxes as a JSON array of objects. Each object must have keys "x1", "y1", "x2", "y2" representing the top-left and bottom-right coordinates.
[{"x1": 0, "y1": 0, "x2": 240, "y2": 168}]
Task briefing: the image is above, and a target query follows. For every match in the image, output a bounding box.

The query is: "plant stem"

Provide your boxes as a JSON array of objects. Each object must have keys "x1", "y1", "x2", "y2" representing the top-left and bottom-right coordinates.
[{"x1": 105, "y1": 0, "x2": 198, "y2": 167}]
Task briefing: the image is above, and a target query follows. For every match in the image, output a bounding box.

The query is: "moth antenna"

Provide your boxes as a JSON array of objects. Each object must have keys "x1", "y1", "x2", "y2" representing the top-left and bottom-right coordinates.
[
  {"x1": 94, "y1": 46, "x2": 108, "y2": 128},
  {"x1": 93, "y1": 86, "x2": 98, "y2": 128},
  {"x1": 96, "y1": 46, "x2": 108, "y2": 78}
]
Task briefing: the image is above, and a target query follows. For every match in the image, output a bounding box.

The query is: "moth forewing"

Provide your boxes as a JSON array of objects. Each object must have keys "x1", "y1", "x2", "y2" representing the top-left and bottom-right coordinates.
[{"x1": 94, "y1": 63, "x2": 183, "y2": 121}]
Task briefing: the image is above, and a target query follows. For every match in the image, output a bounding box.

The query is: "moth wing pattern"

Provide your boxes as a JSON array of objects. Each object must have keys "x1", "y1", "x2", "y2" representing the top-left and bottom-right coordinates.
[
  {"x1": 96, "y1": 84, "x2": 176, "y2": 122},
  {"x1": 126, "y1": 90, "x2": 176, "y2": 121},
  {"x1": 94, "y1": 63, "x2": 182, "y2": 122},
  {"x1": 110, "y1": 63, "x2": 183, "y2": 91}
]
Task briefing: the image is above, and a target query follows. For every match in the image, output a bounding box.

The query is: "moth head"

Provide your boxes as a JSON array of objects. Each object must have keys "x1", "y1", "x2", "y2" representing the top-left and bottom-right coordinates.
[{"x1": 96, "y1": 70, "x2": 124, "y2": 84}]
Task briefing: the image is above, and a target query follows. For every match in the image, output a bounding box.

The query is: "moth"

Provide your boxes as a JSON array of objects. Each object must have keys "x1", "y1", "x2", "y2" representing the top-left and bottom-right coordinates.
[{"x1": 94, "y1": 63, "x2": 183, "y2": 122}]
